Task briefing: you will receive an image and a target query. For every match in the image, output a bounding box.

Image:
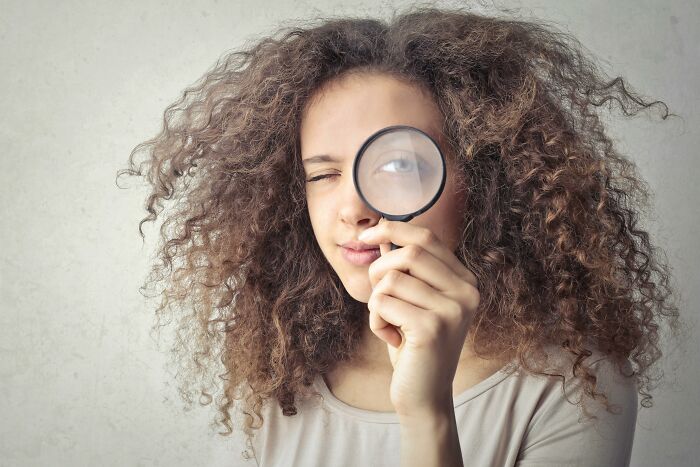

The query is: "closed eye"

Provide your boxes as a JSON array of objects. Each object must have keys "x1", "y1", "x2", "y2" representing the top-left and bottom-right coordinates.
[{"x1": 307, "y1": 173, "x2": 339, "y2": 183}]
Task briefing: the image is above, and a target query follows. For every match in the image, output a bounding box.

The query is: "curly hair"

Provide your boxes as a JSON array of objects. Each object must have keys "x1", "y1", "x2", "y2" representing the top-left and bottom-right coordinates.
[{"x1": 116, "y1": 3, "x2": 687, "y2": 454}]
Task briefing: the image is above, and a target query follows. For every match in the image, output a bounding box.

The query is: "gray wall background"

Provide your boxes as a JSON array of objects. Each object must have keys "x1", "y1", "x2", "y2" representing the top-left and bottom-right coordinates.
[{"x1": 1, "y1": 0, "x2": 697, "y2": 466}]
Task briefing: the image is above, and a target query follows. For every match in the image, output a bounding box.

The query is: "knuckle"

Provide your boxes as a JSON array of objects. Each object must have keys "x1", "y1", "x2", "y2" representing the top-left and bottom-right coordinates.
[
  {"x1": 421, "y1": 316, "x2": 444, "y2": 341},
  {"x1": 367, "y1": 262, "x2": 377, "y2": 279},
  {"x1": 405, "y1": 244, "x2": 423, "y2": 261},
  {"x1": 420, "y1": 228, "x2": 436, "y2": 245},
  {"x1": 368, "y1": 292, "x2": 378, "y2": 310},
  {"x1": 370, "y1": 292, "x2": 385, "y2": 309},
  {"x1": 385, "y1": 269, "x2": 402, "y2": 286},
  {"x1": 447, "y1": 300, "x2": 464, "y2": 321},
  {"x1": 460, "y1": 283, "x2": 480, "y2": 310},
  {"x1": 470, "y1": 287, "x2": 481, "y2": 309}
]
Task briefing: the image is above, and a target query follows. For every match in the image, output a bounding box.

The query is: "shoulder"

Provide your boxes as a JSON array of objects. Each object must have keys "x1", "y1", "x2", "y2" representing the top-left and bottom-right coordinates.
[{"x1": 516, "y1": 345, "x2": 638, "y2": 467}]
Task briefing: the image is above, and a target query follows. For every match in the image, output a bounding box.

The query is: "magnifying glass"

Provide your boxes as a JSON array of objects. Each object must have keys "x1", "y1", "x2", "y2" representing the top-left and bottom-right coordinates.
[{"x1": 353, "y1": 125, "x2": 447, "y2": 251}]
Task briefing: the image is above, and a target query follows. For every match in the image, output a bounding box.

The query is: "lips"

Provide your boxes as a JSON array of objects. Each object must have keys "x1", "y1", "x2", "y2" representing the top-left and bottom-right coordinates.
[
  {"x1": 341, "y1": 240, "x2": 377, "y2": 251},
  {"x1": 340, "y1": 245, "x2": 381, "y2": 266}
]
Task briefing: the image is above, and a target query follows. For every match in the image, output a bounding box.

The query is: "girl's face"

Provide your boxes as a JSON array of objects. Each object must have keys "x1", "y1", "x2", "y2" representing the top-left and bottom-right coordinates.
[{"x1": 300, "y1": 72, "x2": 467, "y2": 303}]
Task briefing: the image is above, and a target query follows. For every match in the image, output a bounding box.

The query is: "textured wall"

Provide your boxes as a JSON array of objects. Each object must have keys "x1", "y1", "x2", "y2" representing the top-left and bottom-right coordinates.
[{"x1": 1, "y1": 0, "x2": 697, "y2": 466}]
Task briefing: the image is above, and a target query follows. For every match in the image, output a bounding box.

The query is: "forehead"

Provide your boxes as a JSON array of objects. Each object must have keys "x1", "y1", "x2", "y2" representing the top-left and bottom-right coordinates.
[{"x1": 300, "y1": 73, "x2": 445, "y2": 159}]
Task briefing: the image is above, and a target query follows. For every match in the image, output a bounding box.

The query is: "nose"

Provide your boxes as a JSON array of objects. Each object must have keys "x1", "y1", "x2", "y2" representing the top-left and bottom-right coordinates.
[{"x1": 338, "y1": 169, "x2": 380, "y2": 227}]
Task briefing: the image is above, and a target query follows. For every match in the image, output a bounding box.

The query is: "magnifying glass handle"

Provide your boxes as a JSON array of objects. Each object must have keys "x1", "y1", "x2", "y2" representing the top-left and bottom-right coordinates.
[{"x1": 383, "y1": 215, "x2": 407, "y2": 251}]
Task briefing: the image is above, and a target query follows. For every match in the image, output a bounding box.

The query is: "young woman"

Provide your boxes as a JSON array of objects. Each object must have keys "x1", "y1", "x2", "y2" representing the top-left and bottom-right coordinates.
[{"x1": 118, "y1": 5, "x2": 685, "y2": 467}]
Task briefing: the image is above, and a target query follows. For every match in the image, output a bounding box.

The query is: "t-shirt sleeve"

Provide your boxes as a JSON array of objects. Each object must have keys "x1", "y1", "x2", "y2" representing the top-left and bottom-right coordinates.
[{"x1": 515, "y1": 356, "x2": 638, "y2": 467}]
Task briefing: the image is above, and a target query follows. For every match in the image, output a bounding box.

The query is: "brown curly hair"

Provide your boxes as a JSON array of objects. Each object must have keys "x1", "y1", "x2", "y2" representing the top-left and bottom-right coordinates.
[{"x1": 116, "y1": 3, "x2": 687, "y2": 453}]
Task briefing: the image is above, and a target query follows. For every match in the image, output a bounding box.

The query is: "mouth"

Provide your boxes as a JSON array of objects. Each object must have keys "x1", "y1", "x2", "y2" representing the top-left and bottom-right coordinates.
[{"x1": 340, "y1": 246, "x2": 381, "y2": 266}]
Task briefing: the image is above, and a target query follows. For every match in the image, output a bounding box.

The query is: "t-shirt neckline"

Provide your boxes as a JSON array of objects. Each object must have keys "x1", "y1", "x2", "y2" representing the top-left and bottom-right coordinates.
[{"x1": 313, "y1": 361, "x2": 517, "y2": 424}]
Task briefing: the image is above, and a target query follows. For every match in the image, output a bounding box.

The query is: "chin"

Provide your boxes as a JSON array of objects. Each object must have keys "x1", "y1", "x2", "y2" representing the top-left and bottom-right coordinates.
[
  {"x1": 346, "y1": 288, "x2": 370, "y2": 304},
  {"x1": 337, "y1": 270, "x2": 372, "y2": 304}
]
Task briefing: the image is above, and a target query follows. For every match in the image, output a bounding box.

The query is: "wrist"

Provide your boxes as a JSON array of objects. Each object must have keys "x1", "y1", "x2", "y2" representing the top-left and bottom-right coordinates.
[
  {"x1": 398, "y1": 400, "x2": 455, "y2": 433},
  {"x1": 397, "y1": 395, "x2": 455, "y2": 425},
  {"x1": 398, "y1": 402, "x2": 464, "y2": 467}
]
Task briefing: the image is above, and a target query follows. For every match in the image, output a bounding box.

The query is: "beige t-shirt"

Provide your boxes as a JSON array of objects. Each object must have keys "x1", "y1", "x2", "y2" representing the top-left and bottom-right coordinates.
[{"x1": 236, "y1": 348, "x2": 638, "y2": 467}]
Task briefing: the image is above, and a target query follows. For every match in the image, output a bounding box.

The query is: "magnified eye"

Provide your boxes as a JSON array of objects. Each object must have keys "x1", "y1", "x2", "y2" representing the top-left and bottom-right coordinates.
[
  {"x1": 373, "y1": 153, "x2": 430, "y2": 176},
  {"x1": 379, "y1": 158, "x2": 416, "y2": 173}
]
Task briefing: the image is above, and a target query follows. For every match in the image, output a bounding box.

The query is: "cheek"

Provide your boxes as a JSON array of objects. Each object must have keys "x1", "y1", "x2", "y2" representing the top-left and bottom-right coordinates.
[
  {"x1": 419, "y1": 178, "x2": 466, "y2": 248},
  {"x1": 306, "y1": 189, "x2": 324, "y2": 220},
  {"x1": 306, "y1": 196, "x2": 333, "y2": 243}
]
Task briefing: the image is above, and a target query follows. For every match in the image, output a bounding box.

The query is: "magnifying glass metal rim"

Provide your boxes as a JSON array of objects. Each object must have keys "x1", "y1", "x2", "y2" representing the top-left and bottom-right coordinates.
[{"x1": 352, "y1": 124, "x2": 447, "y2": 222}]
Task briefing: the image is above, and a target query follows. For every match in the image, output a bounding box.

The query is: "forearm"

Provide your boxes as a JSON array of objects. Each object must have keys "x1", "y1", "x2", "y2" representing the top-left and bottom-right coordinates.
[{"x1": 399, "y1": 402, "x2": 464, "y2": 467}]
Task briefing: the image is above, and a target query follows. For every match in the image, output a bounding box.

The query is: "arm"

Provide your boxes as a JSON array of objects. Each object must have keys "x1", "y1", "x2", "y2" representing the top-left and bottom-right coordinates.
[{"x1": 399, "y1": 401, "x2": 465, "y2": 467}]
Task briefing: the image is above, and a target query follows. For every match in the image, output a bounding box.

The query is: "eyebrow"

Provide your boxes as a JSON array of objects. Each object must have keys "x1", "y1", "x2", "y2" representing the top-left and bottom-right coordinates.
[{"x1": 302, "y1": 154, "x2": 342, "y2": 165}]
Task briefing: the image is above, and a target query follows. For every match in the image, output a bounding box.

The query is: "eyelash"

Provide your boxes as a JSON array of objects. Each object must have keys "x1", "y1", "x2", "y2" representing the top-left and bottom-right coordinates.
[{"x1": 306, "y1": 173, "x2": 339, "y2": 183}]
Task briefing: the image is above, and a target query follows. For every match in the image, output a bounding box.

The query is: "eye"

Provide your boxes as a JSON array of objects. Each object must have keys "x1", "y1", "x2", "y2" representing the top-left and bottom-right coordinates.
[
  {"x1": 306, "y1": 173, "x2": 339, "y2": 183},
  {"x1": 373, "y1": 153, "x2": 430, "y2": 176},
  {"x1": 376, "y1": 158, "x2": 415, "y2": 174}
]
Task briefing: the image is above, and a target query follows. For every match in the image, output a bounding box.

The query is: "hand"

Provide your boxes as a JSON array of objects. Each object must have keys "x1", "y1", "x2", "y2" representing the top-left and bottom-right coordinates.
[{"x1": 358, "y1": 218, "x2": 481, "y2": 418}]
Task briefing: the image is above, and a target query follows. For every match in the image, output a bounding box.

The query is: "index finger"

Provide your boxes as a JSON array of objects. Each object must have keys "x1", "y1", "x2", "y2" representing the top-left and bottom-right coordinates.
[{"x1": 366, "y1": 219, "x2": 478, "y2": 289}]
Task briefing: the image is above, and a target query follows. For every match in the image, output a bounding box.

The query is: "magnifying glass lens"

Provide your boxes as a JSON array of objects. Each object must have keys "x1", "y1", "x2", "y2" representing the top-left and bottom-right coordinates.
[{"x1": 355, "y1": 127, "x2": 443, "y2": 216}]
